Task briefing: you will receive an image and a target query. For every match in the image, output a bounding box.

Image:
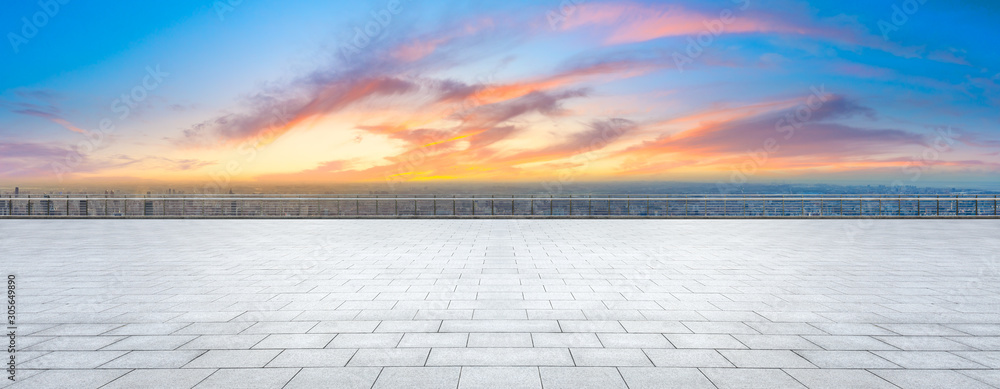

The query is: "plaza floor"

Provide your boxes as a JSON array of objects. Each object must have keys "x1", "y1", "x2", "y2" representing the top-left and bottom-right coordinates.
[{"x1": 2, "y1": 219, "x2": 999, "y2": 388}]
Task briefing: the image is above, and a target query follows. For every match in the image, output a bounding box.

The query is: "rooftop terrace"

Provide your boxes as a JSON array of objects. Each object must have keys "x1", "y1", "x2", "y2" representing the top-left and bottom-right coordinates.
[{"x1": 2, "y1": 219, "x2": 999, "y2": 388}]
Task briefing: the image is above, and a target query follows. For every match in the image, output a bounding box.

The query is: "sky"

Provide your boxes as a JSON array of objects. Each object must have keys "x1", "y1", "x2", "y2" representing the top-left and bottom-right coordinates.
[{"x1": 1, "y1": 0, "x2": 999, "y2": 191}]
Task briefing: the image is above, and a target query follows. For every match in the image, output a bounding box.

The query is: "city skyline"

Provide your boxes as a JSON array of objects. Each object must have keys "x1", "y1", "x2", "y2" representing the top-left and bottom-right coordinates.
[{"x1": 2, "y1": 0, "x2": 999, "y2": 187}]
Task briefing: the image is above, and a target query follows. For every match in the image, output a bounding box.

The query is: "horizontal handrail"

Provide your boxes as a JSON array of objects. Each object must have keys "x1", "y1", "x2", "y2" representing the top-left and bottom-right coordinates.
[
  {"x1": 2, "y1": 196, "x2": 997, "y2": 201},
  {"x1": 2, "y1": 194, "x2": 996, "y2": 218}
]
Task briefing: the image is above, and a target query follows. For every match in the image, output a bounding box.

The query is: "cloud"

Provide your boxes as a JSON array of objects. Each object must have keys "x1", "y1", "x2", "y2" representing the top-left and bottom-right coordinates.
[
  {"x1": 614, "y1": 96, "x2": 935, "y2": 175},
  {"x1": 559, "y1": 2, "x2": 965, "y2": 64}
]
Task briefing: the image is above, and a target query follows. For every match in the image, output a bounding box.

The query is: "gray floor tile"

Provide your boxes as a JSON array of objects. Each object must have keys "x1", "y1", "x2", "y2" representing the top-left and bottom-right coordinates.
[
  {"x1": 427, "y1": 348, "x2": 574, "y2": 366},
  {"x1": 373, "y1": 367, "x2": 461, "y2": 389},
  {"x1": 195, "y1": 368, "x2": 299, "y2": 388},
  {"x1": 619, "y1": 367, "x2": 716, "y2": 389},
  {"x1": 539, "y1": 367, "x2": 628, "y2": 389},
  {"x1": 459, "y1": 367, "x2": 542, "y2": 389},
  {"x1": 872, "y1": 369, "x2": 995, "y2": 389},
  {"x1": 266, "y1": 348, "x2": 357, "y2": 367},
  {"x1": 701, "y1": 368, "x2": 806, "y2": 389},
  {"x1": 284, "y1": 367, "x2": 382, "y2": 389},
  {"x1": 785, "y1": 369, "x2": 897, "y2": 389},
  {"x1": 102, "y1": 369, "x2": 215, "y2": 389}
]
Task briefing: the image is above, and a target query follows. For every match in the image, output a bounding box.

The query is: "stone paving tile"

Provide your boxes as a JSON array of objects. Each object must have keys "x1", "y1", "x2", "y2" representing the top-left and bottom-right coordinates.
[
  {"x1": 7, "y1": 369, "x2": 129, "y2": 389},
  {"x1": 194, "y1": 368, "x2": 299, "y2": 388},
  {"x1": 24, "y1": 336, "x2": 124, "y2": 351},
  {"x1": 784, "y1": 369, "x2": 897, "y2": 389},
  {"x1": 532, "y1": 333, "x2": 603, "y2": 348},
  {"x1": 873, "y1": 350, "x2": 987, "y2": 369},
  {"x1": 570, "y1": 348, "x2": 652, "y2": 366},
  {"x1": 184, "y1": 349, "x2": 281, "y2": 368},
  {"x1": 372, "y1": 367, "x2": 461, "y2": 389},
  {"x1": 467, "y1": 333, "x2": 533, "y2": 347},
  {"x1": 666, "y1": 334, "x2": 748, "y2": 349},
  {"x1": 643, "y1": 349, "x2": 734, "y2": 367},
  {"x1": 283, "y1": 367, "x2": 381, "y2": 389},
  {"x1": 619, "y1": 367, "x2": 717, "y2": 389},
  {"x1": 19, "y1": 351, "x2": 127, "y2": 369},
  {"x1": 427, "y1": 348, "x2": 574, "y2": 366},
  {"x1": 960, "y1": 370, "x2": 1000, "y2": 387},
  {"x1": 265, "y1": 349, "x2": 357, "y2": 367},
  {"x1": 101, "y1": 369, "x2": 216, "y2": 389},
  {"x1": 347, "y1": 348, "x2": 430, "y2": 366},
  {"x1": 179, "y1": 335, "x2": 266, "y2": 350},
  {"x1": 539, "y1": 367, "x2": 628, "y2": 389},
  {"x1": 872, "y1": 369, "x2": 996, "y2": 389},
  {"x1": 718, "y1": 350, "x2": 817, "y2": 368},
  {"x1": 702, "y1": 368, "x2": 807, "y2": 389},
  {"x1": 100, "y1": 350, "x2": 206, "y2": 369},
  {"x1": 795, "y1": 350, "x2": 900, "y2": 369},
  {"x1": 251, "y1": 334, "x2": 336, "y2": 349},
  {"x1": 458, "y1": 367, "x2": 543, "y2": 389},
  {"x1": 5, "y1": 219, "x2": 1000, "y2": 388}
]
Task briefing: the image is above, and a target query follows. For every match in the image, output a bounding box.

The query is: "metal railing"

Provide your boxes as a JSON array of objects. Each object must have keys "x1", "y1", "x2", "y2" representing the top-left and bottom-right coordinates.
[{"x1": 1, "y1": 194, "x2": 998, "y2": 218}]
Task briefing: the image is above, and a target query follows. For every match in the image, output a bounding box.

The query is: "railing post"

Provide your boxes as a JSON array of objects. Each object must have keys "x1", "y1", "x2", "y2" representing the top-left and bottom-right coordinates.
[
  {"x1": 491, "y1": 195, "x2": 494, "y2": 216},
  {"x1": 917, "y1": 195, "x2": 920, "y2": 216},
  {"x1": 433, "y1": 195, "x2": 437, "y2": 216},
  {"x1": 376, "y1": 195, "x2": 379, "y2": 215},
  {"x1": 898, "y1": 195, "x2": 901, "y2": 216},
  {"x1": 975, "y1": 195, "x2": 978, "y2": 216},
  {"x1": 531, "y1": 196, "x2": 534, "y2": 215},
  {"x1": 550, "y1": 195, "x2": 554, "y2": 216},
  {"x1": 569, "y1": 196, "x2": 573, "y2": 215},
  {"x1": 395, "y1": 195, "x2": 398, "y2": 216},
  {"x1": 589, "y1": 195, "x2": 592, "y2": 216}
]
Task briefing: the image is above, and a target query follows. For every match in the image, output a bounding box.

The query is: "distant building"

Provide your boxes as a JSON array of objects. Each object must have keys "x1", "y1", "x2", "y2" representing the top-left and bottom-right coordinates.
[{"x1": 14, "y1": 187, "x2": 19, "y2": 196}]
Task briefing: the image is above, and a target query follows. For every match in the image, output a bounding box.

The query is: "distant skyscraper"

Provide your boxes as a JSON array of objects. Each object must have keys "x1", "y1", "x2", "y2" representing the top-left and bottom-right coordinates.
[{"x1": 14, "y1": 187, "x2": 18, "y2": 196}]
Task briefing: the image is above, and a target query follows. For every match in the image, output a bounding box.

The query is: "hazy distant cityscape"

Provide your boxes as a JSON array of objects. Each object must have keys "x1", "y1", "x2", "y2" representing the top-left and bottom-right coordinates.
[{"x1": 3, "y1": 181, "x2": 998, "y2": 197}]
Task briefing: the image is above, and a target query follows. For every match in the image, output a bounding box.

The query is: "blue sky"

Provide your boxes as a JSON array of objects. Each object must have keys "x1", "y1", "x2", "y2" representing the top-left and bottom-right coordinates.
[{"x1": 1, "y1": 0, "x2": 999, "y2": 188}]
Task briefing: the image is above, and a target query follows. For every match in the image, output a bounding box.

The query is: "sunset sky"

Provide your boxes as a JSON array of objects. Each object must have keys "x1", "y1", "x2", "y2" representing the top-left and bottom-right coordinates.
[{"x1": 2, "y1": 0, "x2": 999, "y2": 189}]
